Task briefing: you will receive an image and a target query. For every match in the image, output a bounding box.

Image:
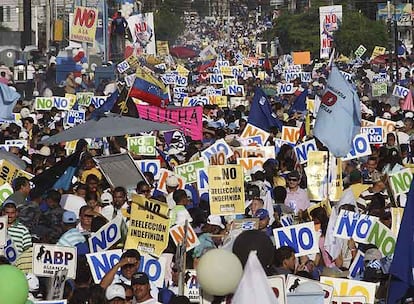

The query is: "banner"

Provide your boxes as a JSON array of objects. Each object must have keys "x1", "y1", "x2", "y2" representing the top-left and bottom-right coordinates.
[
  {"x1": 32, "y1": 244, "x2": 77, "y2": 279},
  {"x1": 174, "y1": 160, "x2": 205, "y2": 184},
  {"x1": 319, "y1": 5, "x2": 343, "y2": 59},
  {"x1": 137, "y1": 105, "x2": 202, "y2": 140},
  {"x1": 127, "y1": 136, "x2": 156, "y2": 156},
  {"x1": 88, "y1": 215, "x2": 122, "y2": 253},
  {"x1": 35, "y1": 97, "x2": 71, "y2": 111},
  {"x1": 125, "y1": 196, "x2": 169, "y2": 257},
  {"x1": 170, "y1": 224, "x2": 200, "y2": 251},
  {"x1": 208, "y1": 165, "x2": 245, "y2": 215},
  {"x1": 286, "y1": 274, "x2": 334, "y2": 304},
  {"x1": 273, "y1": 222, "x2": 320, "y2": 257},
  {"x1": 127, "y1": 13, "x2": 156, "y2": 55},
  {"x1": 85, "y1": 249, "x2": 166, "y2": 287},
  {"x1": 70, "y1": 6, "x2": 98, "y2": 43}
]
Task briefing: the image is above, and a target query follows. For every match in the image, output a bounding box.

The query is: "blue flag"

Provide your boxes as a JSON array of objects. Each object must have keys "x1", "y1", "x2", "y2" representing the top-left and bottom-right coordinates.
[
  {"x1": 90, "y1": 89, "x2": 119, "y2": 120},
  {"x1": 288, "y1": 90, "x2": 308, "y2": 115},
  {"x1": 313, "y1": 65, "x2": 361, "y2": 157},
  {"x1": 388, "y1": 179, "x2": 414, "y2": 303},
  {"x1": 0, "y1": 83, "x2": 20, "y2": 120},
  {"x1": 248, "y1": 87, "x2": 283, "y2": 131}
]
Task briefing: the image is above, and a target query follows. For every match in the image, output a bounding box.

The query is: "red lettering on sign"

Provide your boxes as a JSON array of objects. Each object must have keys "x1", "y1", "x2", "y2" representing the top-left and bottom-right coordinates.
[{"x1": 74, "y1": 8, "x2": 96, "y2": 28}]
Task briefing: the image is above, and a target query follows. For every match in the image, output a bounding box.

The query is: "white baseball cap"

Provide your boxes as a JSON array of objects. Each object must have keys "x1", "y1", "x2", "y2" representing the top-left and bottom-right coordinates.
[
  {"x1": 207, "y1": 215, "x2": 225, "y2": 229},
  {"x1": 105, "y1": 284, "x2": 126, "y2": 301}
]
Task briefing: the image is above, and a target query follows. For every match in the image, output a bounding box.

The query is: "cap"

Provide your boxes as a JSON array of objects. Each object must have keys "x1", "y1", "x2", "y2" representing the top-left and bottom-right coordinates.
[
  {"x1": 349, "y1": 170, "x2": 362, "y2": 183},
  {"x1": 396, "y1": 120, "x2": 404, "y2": 129},
  {"x1": 361, "y1": 96, "x2": 369, "y2": 102},
  {"x1": 383, "y1": 112, "x2": 392, "y2": 119},
  {"x1": 364, "y1": 248, "x2": 382, "y2": 261},
  {"x1": 38, "y1": 146, "x2": 51, "y2": 157},
  {"x1": 101, "y1": 192, "x2": 113, "y2": 205},
  {"x1": 207, "y1": 215, "x2": 225, "y2": 229},
  {"x1": 2, "y1": 200, "x2": 17, "y2": 209},
  {"x1": 26, "y1": 273, "x2": 39, "y2": 292},
  {"x1": 105, "y1": 284, "x2": 126, "y2": 300},
  {"x1": 62, "y1": 210, "x2": 77, "y2": 224},
  {"x1": 406, "y1": 112, "x2": 414, "y2": 119},
  {"x1": 131, "y1": 272, "x2": 150, "y2": 285},
  {"x1": 255, "y1": 208, "x2": 269, "y2": 220},
  {"x1": 166, "y1": 175, "x2": 179, "y2": 188},
  {"x1": 287, "y1": 170, "x2": 300, "y2": 180},
  {"x1": 20, "y1": 108, "x2": 31, "y2": 118}
]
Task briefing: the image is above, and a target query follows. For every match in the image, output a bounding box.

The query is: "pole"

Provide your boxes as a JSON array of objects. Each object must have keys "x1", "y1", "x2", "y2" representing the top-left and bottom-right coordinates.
[
  {"x1": 387, "y1": 1, "x2": 393, "y2": 83},
  {"x1": 394, "y1": 2, "x2": 399, "y2": 83},
  {"x1": 102, "y1": 0, "x2": 109, "y2": 62},
  {"x1": 46, "y1": 0, "x2": 51, "y2": 52}
]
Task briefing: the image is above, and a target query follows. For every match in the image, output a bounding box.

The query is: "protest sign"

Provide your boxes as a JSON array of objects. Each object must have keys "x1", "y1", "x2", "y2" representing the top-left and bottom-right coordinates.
[
  {"x1": 361, "y1": 127, "x2": 384, "y2": 144},
  {"x1": 88, "y1": 215, "x2": 122, "y2": 253},
  {"x1": 226, "y1": 85, "x2": 244, "y2": 96},
  {"x1": 293, "y1": 51, "x2": 311, "y2": 65},
  {"x1": 0, "y1": 160, "x2": 33, "y2": 186},
  {"x1": 285, "y1": 72, "x2": 302, "y2": 83},
  {"x1": 354, "y1": 45, "x2": 367, "y2": 58},
  {"x1": 320, "y1": 276, "x2": 377, "y2": 304},
  {"x1": 236, "y1": 157, "x2": 265, "y2": 172},
  {"x1": 0, "y1": 183, "x2": 13, "y2": 205},
  {"x1": 209, "y1": 151, "x2": 226, "y2": 165},
  {"x1": 273, "y1": 222, "x2": 320, "y2": 257},
  {"x1": 66, "y1": 110, "x2": 85, "y2": 126},
  {"x1": 372, "y1": 83, "x2": 387, "y2": 97},
  {"x1": 388, "y1": 168, "x2": 413, "y2": 195},
  {"x1": 239, "y1": 136, "x2": 263, "y2": 146},
  {"x1": 391, "y1": 207, "x2": 404, "y2": 237},
  {"x1": 135, "y1": 159, "x2": 161, "y2": 180},
  {"x1": 236, "y1": 146, "x2": 276, "y2": 159},
  {"x1": 301, "y1": 72, "x2": 312, "y2": 82},
  {"x1": 5, "y1": 139, "x2": 27, "y2": 149},
  {"x1": 361, "y1": 119, "x2": 375, "y2": 127},
  {"x1": 210, "y1": 74, "x2": 224, "y2": 84},
  {"x1": 286, "y1": 274, "x2": 334, "y2": 304},
  {"x1": 229, "y1": 97, "x2": 248, "y2": 109},
  {"x1": 35, "y1": 97, "x2": 70, "y2": 111},
  {"x1": 340, "y1": 71, "x2": 353, "y2": 82},
  {"x1": 209, "y1": 95, "x2": 228, "y2": 108},
  {"x1": 156, "y1": 40, "x2": 170, "y2": 56},
  {"x1": 183, "y1": 96, "x2": 209, "y2": 107},
  {"x1": 332, "y1": 296, "x2": 366, "y2": 304},
  {"x1": 175, "y1": 74, "x2": 188, "y2": 87},
  {"x1": 196, "y1": 168, "x2": 209, "y2": 192},
  {"x1": 278, "y1": 83, "x2": 296, "y2": 95},
  {"x1": 170, "y1": 224, "x2": 200, "y2": 251},
  {"x1": 223, "y1": 78, "x2": 238, "y2": 88},
  {"x1": 132, "y1": 194, "x2": 169, "y2": 218},
  {"x1": 127, "y1": 136, "x2": 156, "y2": 156},
  {"x1": 268, "y1": 275, "x2": 287, "y2": 304},
  {"x1": 208, "y1": 165, "x2": 245, "y2": 215},
  {"x1": 341, "y1": 133, "x2": 372, "y2": 161},
  {"x1": 280, "y1": 214, "x2": 294, "y2": 227},
  {"x1": 117, "y1": 60, "x2": 131, "y2": 74},
  {"x1": 201, "y1": 139, "x2": 233, "y2": 161},
  {"x1": 1, "y1": 237, "x2": 18, "y2": 264},
  {"x1": 137, "y1": 105, "x2": 203, "y2": 140},
  {"x1": 392, "y1": 84, "x2": 410, "y2": 98},
  {"x1": 281, "y1": 126, "x2": 300, "y2": 144},
  {"x1": 156, "y1": 169, "x2": 185, "y2": 193},
  {"x1": 375, "y1": 117, "x2": 396, "y2": 133},
  {"x1": 76, "y1": 92, "x2": 94, "y2": 107},
  {"x1": 69, "y1": 6, "x2": 98, "y2": 43},
  {"x1": 125, "y1": 197, "x2": 169, "y2": 257},
  {"x1": 0, "y1": 215, "x2": 6, "y2": 246},
  {"x1": 175, "y1": 160, "x2": 205, "y2": 184},
  {"x1": 86, "y1": 249, "x2": 166, "y2": 287},
  {"x1": 370, "y1": 46, "x2": 386, "y2": 60},
  {"x1": 366, "y1": 220, "x2": 396, "y2": 256},
  {"x1": 294, "y1": 139, "x2": 317, "y2": 164},
  {"x1": 90, "y1": 96, "x2": 108, "y2": 109},
  {"x1": 240, "y1": 123, "x2": 270, "y2": 143},
  {"x1": 47, "y1": 269, "x2": 67, "y2": 300},
  {"x1": 184, "y1": 269, "x2": 200, "y2": 303},
  {"x1": 230, "y1": 218, "x2": 259, "y2": 231},
  {"x1": 347, "y1": 250, "x2": 365, "y2": 279},
  {"x1": 33, "y1": 244, "x2": 77, "y2": 279}
]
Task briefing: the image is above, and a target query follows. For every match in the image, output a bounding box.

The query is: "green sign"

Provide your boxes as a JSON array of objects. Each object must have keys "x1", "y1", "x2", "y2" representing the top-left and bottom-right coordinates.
[
  {"x1": 389, "y1": 168, "x2": 413, "y2": 195},
  {"x1": 354, "y1": 45, "x2": 367, "y2": 58},
  {"x1": 0, "y1": 183, "x2": 13, "y2": 206},
  {"x1": 35, "y1": 97, "x2": 54, "y2": 110},
  {"x1": 76, "y1": 92, "x2": 94, "y2": 107},
  {"x1": 175, "y1": 160, "x2": 205, "y2": 184},
  {"x1": 127, "y1": 136, "x2": 156, "y2": 156},
  {"x1": 372, "y1": 83, "x2": 387, "y2": 97}
]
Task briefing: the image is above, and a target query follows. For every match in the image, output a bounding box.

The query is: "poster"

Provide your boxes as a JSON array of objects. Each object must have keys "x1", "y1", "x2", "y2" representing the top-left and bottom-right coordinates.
[
  {"x1": 69, "y1": 6, "x2": 98, "y2": 43},
  {"x1": 127, "y1": 13, "x2": 156, "y2": 55},
  {"x1": 319, "y1": 5, "x2": 343, "y2": 59}
]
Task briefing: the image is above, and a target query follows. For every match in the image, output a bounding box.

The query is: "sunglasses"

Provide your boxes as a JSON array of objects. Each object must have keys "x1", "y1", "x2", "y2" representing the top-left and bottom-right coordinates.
[
  {"x1": 288, "y1": 178, "x2": 298, "y2": 182},
  {"x1": 140, "y1": 189, "x2": 151, "y2": 193},
  {"x1": 83, "y1": 214, "x2": 94, "y2": 218}
]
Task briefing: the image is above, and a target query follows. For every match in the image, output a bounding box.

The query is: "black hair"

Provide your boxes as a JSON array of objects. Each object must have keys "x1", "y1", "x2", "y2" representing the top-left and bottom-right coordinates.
[
  {"x1": 173, "y1": 189, "x2": 187, "y2": 204},
  {"x1": 274, "y1": 246, "x2": 295, "y2": 267}
]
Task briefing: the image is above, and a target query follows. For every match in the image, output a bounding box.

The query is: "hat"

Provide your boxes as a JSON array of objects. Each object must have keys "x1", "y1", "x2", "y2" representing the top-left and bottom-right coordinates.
[
  {"x1": 38, "y1": 146, "x2": 51, "y2": 157},
  {"x1": 26, "y1": 273, "x2": 39, "y2": 292},
  {"x1": 406, "y1": 112, "x2": 414, "y2": 119},
  {"x1": 255, "y1": 208, "x2": 269, "y2": 220},
  {"x1": 105, "y1": 284, "x2": 126, "y2": 300},
  {"x1": 312, "y1": 81, "x2": 320, "y2": 87},
  {"x1": 396, "y1": 120, "x2": 405, "y2": 129},
  {"x1": 166, "y1": 175, "x2": 179, "y2": 187},
  {"x1": 207, "y1": 215, "x2": 225, "y2": 229},
  {"x1": 287, "y1": 170, "x2": 300, "y2": 180},
  {"x1": 131, "y1": 272, "x2": 150, "y2": 285},
  {"x1": 364, "y1": 248, "x2": 382, "y2": 261},
  {"x1": 101, "y1": 192, "x2": 113, "y2": 204},
  {"x1": 2, "y1": 200, "x2": 17, "y2": 209},
  {"x1": 383, "y1": 112, "x2": 392, "y2": 119},
  {"x1": 20, "y1": 108, "x2": 31, "y2": 118},
  {"x1": 361, "y1": 96, "x2": 370, "y2": 102},
  {"x1": 19, "y1": 131, "x2": 28, "y2": 140},
  {"x1": 62, "y1": 211, "x2": 77, "y2": 224},
  {"x1": 349, "y1": 169, "x2": 362, "y2": 183}
]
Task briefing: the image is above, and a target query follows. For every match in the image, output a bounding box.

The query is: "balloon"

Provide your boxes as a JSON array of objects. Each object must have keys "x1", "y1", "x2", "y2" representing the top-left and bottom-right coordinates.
[
  {"x1": 0, "y1": 265, "x2": 29, "y2": 304},
  {"x1": 232, "y1": 230, "x2": 274, "y2": 269},
  {"x1": 196, "y1": 249, "x2": 243, "y2": 296}
]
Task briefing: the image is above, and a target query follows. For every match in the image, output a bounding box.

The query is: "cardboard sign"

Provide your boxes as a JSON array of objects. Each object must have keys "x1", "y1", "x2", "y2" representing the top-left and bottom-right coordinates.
[
  {"x1": 117, "y1": 60, "x2": 131, "y2": 74},
  {"x1": 175, "y1": 160, "x2": 205, "y2": 184},
  {"x1": 209, "y1": 74, "x2": 224, "y2": 85},
  {"x1": 281, "y1": 126, "x2": 300, "y2": 144},
  {"x1": 361, "y1": 119, "x2": 375, "y2": 127},
  {"x1": 76, "y1": 92, "x2": 94, "y2": 107},
  {"x1": 135, "y1": 159, "x2": 161, "y2": 180},
  {"x1": 35, "y1": 97, "x2": 71, "y2": 111},
  {"x1": 236, "y1": 157, "x2": 265, "y2": 173},
  {"x1": 354, "y1": 45, "x2": 367, "y2": 57},
  {"x1": 286, "y1": 274, "x2": 334, "y2": 304},
  {"x1": 239, "y1": 136, "x2": 263, "y2": 147},
  {"x1": 230, "y1": 218, "x2": 259, "y2": 231},
  {"x1": 127, "y1": 136, "x2": 156, "y2": 156},
  {"x1": 47, "y1": 269, "x2": 68, "y2": 300},
  {"x1": 66, "y1": 110, "x2": 85, "y2": 126},
  {"x1": 240, "y1": 123, "x2": 270, "y2": 143},
  {"x1": 156, "y1": 169, "x2": 185, "y2": 194},
  {"x1": 208, "y1": 165, "x2": 245, "y2": 215},
  {"x1": 332, "y1": 296, "x2": 366, "y2": 304},
  {"x1": 370, "y1": 46, "x2": 386, "y2": 60},
  {"x1": 5, "y1": 139, "x2": 28, "y2": 149},
  {"x1": 320, "y1": 276, "x2": 377, "y2": 304},
  {"x1": 184, "y1": 269, "x2": 200, "y2": 303},
  {"x1": 2, "y1": 237, "x2": 18, "y2": 264},
  {"x1": 175, "y1": 75, "x2": 188, "y2": 87},
  {"x1": 170, "y1": 224, "x2": 200, "y2": 251},
  {"x1": 196, "y1": 168, "x2": 209, "y2": 192},
  {"x1": 0, "y1": 215, "x2": 6, "y2": 246},
  {"x1": 375, "y1": 117, "x2": 396, "y2": 133},
  {"x1": 0, "y1": 183, "x2": 13, "y2": 205},
  {"x1": 209, "y1": 95, "x2": 228, "y2": 108},
  {"x1": 392, "y1": 85, "x2": 410, "y2": 98},
  {"x1": 226, "y1": 85, "x2": 244, "y2": 96},
  {"x1": 294, "y1": 139, "x2": 317, "y2": 164},
  {"x1": 125, "y1": 200, "x2": 169, "y2": 257},
  {"x1": 223, "y1": 78, "x2": 238, "y2": 88},
  {"x1": 32, "y1": 244, "x2": 77, "y2": 279},
  {"x1": 0, "y1": 160, "x2": 33, "y2": 186},
  {"x1": 389, "y1": 168, "x2": 413, "y2": 195},
  {"x1": 361, "y1": 127, "x2": 384, "y2": 144},
  {"x1": 234, "y1": 146, "x2": 276, "y2": 159},
  {"x1": 273, "y1": 222, "x2": 320, "y2": 257},
  {"x1": 88, "y1": 215, "x2": 122, "y2": 253},
  {"x1": 183, "y1": 96, "x2": 209, "y2": 107},
  {"x1": 201, "y1": 139, "x2": 233, "y2": 162},
  {"x1": 268, "y1": 275, "x2": 287, "y2": 304},
  {"x1": 70, "y1": 6, "x2": 98, "y2": 43},
  {"x1": 209, "y1": 151, "x2": 226, "y2": 165},
  {"x1": 347, "y1": 250, "x2": 364, "y2": 279},
  {"x1": 90, "y1": 96, "x2": 108, "y2": 109},
  {"x1": 391, "y1": 207, "x2": 404, "y2": 237},
  {"x1": 341, "y1": 133, "x2": 372, "y2": 161},
  {"x1": 372, "y1": 83, "x2": 387, "y2": 97},
  {"x1": 278, "y1": 83, "x2": 296, "y2": 95},
  {"x1": 280, "y1": 214, "x2": 294, "y2": 227},
  {"x1": 85, "y1": 249, "x2": 166, "y2": 287}
]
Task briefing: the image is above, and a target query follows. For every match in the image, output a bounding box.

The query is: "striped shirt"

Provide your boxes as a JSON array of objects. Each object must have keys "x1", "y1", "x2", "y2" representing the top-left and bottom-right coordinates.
[
  {"x1": 8, "y1": 221, "x2": 32, "y2": 254},
  {"x1": 57, "y1": 228, "x2": 86, "y2": 247}
]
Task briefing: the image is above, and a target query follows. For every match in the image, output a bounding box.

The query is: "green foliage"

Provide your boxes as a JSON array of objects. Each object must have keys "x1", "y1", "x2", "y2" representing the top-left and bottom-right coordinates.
[
  {"x1": 154, "y1": 6, "x2": 184, "y2": 44},
  {"x1": 334, "y1": 11, "x2": 388, "y2": 57}
]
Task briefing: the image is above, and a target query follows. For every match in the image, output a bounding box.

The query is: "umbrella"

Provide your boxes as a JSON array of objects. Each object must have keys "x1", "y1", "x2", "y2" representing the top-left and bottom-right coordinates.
[
  {"x1": 170, "y1": 46, "x2": 199, "y2": 59},
  {"x1": 0, "y1": 150, "x2": 26, "y2": 169},
  {"x1": 40, "y1": 114, "x2": 177, "y2": 144}
]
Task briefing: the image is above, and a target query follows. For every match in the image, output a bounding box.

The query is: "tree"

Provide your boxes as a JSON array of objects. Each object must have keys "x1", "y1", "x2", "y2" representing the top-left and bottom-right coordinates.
[{"x1": 153, "y1": 0, "x2": 185, "y2": 44}]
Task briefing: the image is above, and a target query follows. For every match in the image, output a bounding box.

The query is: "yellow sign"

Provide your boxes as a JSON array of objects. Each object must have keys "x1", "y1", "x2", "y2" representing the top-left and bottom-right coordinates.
[
  {"x1": 391, "y1": 207, "x2": 404, "y2": 237},
  {"x1": 156, "y1": 41, "x2": 170, "y2": 57},
  {"x1": 176, "y1": 65, "x2": 190, "y2": 76},
  {"x1": 209, "y1": 95, "x2": 227, "y2": 108},
  {"x1": 208, "y1": 165, "x2": 245, "y2": 215},
  {"x1": 70, "y1": 6, "x2": 98, "y2": 43},
  {"x1": 132, "y1": 194, "x2": 169, "y2": 218},
  {"x1": 220, "y1": 66, "x2": 233, "y2": 77},
  {"x1": 240, "y1": 123, "x2": 270, "y2": 143},
  {"x1": 125, "y1": 196, "x2": 169, "y2": 257},
  {"x1": 65, "y1": 94, "x2": 77, "y2": 109},
  {"x1": 370, "y1": 46, "x2": 386, "y2": 60},
  {"x1": 0, "y1": 160, "x2": 33, "y2": 186}
]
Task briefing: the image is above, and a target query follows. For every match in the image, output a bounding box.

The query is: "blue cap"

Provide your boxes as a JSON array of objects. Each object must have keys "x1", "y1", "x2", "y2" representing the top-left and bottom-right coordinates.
[
  {"x1": 255, "y1": 208, "x2": 269, "y2": 220},
  {"x1": 62, "y1": 211, "x2": 77, "y2": 224}
]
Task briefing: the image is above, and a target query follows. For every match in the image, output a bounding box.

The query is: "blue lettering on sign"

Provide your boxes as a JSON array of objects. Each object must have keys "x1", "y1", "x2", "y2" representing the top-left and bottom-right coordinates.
[
  {"x1": 277, "y1": 227, "x2": 314, "y2": 253},
  {"x1": 143, "y1": 161, "x2": 159, "y2": 178},
  {"x1": 210, "y1": 74, "x2": 223, "y2": 84},
  {"x1": 202, "y1": 141, "x2": 230, "y2": 160},
  {"x1": 347, "y1": 135, "x2": 369, "y2": 158},
  {"x1": 336, "y1": 214, "x2": 358, "y2": 237},
  {"x1": 298, "y1": 228, "x2": 313, "y2": 250},
  {"x1": 140, "y1": 259, "x2": 161, "y2": 281},
  {"x1": 5, "y1": 239, "x2": 17, "y2": 263},
  {"x1": 53, "y1": 97, "x2": 69, "y2": 110},
  {"x1": 294, "y1": 141, "x2": 317, "y2": 163},
  {"x1": 90, "y1": 253, "x2": 121, "y2": 281},
  {"x1": 91, "y1": 96, "x2": 108, "y2": 108},
  {"x1": 349, "y1": 252, "x2": 365, "y2": 279},
  {"x1": 91, "y1": 223, "x2": 118, "y2": 252},
  {"x1": 198, "y1": 169, "x2": 209, "y2": 189}
]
